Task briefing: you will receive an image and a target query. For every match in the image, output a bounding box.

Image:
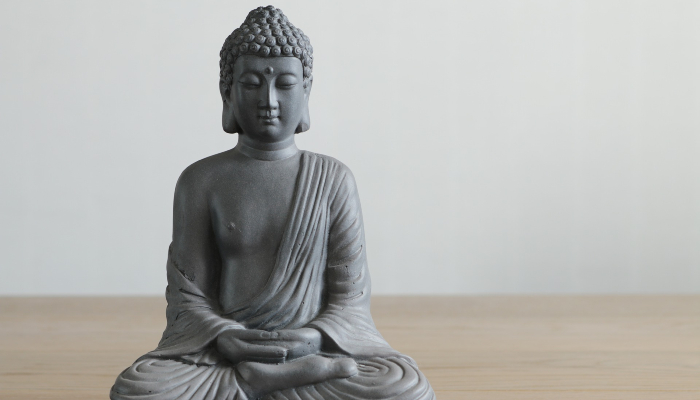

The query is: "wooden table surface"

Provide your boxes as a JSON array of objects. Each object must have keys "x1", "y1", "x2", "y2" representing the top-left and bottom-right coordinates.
[{"x1": 1, "y1": 296, "x2": 699, "y2": 399}]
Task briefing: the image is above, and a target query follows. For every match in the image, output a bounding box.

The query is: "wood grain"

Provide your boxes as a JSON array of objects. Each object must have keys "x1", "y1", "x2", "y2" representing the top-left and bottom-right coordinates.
[{"x1": 1, "y1": 296, "x2": 699, "y2": 399}]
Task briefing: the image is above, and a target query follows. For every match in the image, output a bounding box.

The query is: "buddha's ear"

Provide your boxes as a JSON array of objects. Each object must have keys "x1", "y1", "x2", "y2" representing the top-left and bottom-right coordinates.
[
  {"x1": 220, "y1": 80, "x2": 240, "y2": 134},
  {"x1": 295, "y1": 78, "x2": 312, "y2": 133}
]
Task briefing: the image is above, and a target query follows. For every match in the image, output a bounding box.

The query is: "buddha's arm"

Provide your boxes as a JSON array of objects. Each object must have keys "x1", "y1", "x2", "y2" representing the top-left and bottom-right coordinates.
[
  {"x1": 147, "y1": 163, "x2": 244, "y2": 360},
  {"x1": 170, "y1": 163, "x2": 220, "y2": 302},
  {"x1": 307, "y1": 167, "x2": 397, "y2": 358}
]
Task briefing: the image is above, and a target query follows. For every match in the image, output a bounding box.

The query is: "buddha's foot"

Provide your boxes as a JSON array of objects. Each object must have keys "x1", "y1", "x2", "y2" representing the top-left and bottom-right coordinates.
[{"x1": 237, "y1": 355, "x2": 358, "y2": 398}]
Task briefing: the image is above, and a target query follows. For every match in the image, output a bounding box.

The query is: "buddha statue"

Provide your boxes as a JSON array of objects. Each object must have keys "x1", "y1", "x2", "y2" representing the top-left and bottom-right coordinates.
[{"x1": 110, "y1": 6, "x2": 434, "y2": 400}]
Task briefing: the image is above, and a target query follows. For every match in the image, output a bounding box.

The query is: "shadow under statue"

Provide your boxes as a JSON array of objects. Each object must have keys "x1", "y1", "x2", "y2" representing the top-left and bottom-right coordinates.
[{"x1": 111, "y1": 6, "x2": 434, "y2": 400}]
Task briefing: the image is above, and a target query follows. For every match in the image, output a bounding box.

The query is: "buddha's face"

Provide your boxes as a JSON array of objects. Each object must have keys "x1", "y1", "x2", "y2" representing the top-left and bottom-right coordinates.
[{"x1": 228, "y1": 55, "x2": 310, "y2": 142}]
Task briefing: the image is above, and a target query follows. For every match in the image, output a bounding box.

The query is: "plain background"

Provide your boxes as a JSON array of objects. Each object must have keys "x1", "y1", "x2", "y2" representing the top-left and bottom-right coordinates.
[{"x1": 1, "y1": 0, "x2": 698, "y2": 296}]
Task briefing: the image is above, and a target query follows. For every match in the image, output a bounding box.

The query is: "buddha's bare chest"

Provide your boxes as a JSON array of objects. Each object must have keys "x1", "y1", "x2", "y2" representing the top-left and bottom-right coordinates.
[{"x1": 209, "y1": 157, "x2": 301, "y2": 257}]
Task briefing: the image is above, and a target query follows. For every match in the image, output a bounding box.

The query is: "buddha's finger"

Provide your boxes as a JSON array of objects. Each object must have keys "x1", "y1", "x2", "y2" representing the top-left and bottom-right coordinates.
[
  {"x1": 272, "y1": 328, "x2": 321, "y2": 343},
  {"x1": 241, "y1": 343, "x2": 288, "y2": 363},
  {"x1": 271, "y1": 329, "x2": 305, "y2": 342},
  {"x1": 244, "y1": 339, "x2": 305, "y2": 353},
  {"x1": 234, "y1": 329, "x2": 280, "y2": 341}
]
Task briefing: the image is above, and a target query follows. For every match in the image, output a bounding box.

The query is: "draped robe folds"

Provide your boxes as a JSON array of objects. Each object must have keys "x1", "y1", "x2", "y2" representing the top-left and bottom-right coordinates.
[{"x1": 111, "y1": 152, "x2": 435, "y2": 400}]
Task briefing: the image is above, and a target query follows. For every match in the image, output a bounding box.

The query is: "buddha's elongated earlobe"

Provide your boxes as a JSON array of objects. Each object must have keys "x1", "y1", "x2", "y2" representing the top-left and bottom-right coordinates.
[
  {"x1": 295, "y1": 105, "x2": 310, "y2": 133},
  {"x1": 221, "y1": 82, "x2": 240, "y2": 134},
  {"x1": 295, "y1": 79, "x2": 312, "y2": 133},
  {"x1": 222, "y1": 102, "x2": 240, "y2": 134}
]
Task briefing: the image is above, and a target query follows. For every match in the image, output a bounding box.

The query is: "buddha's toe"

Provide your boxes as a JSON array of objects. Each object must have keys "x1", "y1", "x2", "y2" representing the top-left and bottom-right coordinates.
[{"x1": 330, "y1": 358, "x2": 358, "y2": 379}]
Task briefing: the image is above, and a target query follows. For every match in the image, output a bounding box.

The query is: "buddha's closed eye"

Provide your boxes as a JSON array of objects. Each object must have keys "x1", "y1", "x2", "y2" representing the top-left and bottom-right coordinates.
[
  {"x1": 239, "y1": 75, "x2": 262, "y2": 88},
  {"x1": 276, "y1": 75, "x2": 298, "y2": 89}
]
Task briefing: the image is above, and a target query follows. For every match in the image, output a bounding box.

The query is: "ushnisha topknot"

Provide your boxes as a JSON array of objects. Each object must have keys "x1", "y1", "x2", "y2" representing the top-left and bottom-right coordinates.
[{"x1": 219, "y1": 5, "x2": 313, "y2": 97}]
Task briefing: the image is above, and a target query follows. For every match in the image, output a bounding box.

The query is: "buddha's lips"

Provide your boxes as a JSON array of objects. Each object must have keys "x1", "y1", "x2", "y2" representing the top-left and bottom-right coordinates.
[
  {"x1": 259, "y1": 115, "x2": 279, "y2": 123},
  {"x1": 258, "y1": 111, "x2": 279, "y2": 122}
]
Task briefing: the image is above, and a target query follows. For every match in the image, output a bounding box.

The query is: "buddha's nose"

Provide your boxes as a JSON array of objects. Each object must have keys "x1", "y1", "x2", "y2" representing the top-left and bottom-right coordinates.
[{"x1": 259, "y1": 84, "x2": 279, "y2": 110}]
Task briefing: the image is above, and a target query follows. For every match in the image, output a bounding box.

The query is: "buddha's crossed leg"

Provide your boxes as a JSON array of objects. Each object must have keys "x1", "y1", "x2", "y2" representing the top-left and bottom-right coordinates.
[{"x1": 111, "y1": 353, "x2": 433, "y2": 400}]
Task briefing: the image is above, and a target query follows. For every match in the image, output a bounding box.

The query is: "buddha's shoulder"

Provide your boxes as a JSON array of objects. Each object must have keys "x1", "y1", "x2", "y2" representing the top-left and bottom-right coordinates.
[
  {"x1": 175, "y1": 150, "x2": 234, "y2": 193},
  {"x1": 302, "y1": 151, "x2": 358, "y2": 188},
  {"x1": 302, "y1": 151, "x2": 354, "y2": 176}
]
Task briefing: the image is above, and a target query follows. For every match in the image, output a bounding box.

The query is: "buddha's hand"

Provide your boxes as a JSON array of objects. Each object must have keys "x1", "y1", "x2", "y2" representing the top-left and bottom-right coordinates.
[
  {"x1": 273, "y1": 328, "x2": 323, "y2": 361},
  {"x1": 216, "y1": 328, "x2": 322, "y2": 365},
  {"x1": 216, "y1": 329, "x2": 288, "y2": 365}
]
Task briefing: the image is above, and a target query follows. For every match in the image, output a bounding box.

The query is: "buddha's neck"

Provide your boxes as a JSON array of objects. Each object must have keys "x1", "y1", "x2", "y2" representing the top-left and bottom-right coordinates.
[{"x1": 235, "y1": 135, "x2": 299, "y2": 161}]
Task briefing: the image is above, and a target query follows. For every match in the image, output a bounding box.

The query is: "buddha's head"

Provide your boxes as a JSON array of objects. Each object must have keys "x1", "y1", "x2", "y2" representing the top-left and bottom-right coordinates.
[{"x1": 219, "y1": 6, "x2": 313, "y2": 143}]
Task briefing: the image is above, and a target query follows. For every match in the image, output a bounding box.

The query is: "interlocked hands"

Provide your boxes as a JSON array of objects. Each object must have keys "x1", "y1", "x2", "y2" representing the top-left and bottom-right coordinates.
[{"x1": 216, "y1": 327, "x2": 323, "y2": 365}]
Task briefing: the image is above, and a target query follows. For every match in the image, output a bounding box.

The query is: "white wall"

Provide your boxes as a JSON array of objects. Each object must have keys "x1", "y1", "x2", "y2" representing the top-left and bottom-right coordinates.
[{"x1": 1, "y1": 0, "x2": 698, "y2": 295}]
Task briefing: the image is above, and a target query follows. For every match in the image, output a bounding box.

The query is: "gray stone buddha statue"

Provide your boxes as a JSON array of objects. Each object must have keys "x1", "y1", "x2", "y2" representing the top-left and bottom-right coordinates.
[{"x1": 110, "y1": 6, "x2": 434, "y2": 400}]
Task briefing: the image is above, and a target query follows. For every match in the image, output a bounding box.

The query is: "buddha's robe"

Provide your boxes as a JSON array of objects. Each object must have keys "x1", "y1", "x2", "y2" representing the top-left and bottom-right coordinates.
[{"x1": 110, "y1": 152, "x2": 434, "y2": 400}]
